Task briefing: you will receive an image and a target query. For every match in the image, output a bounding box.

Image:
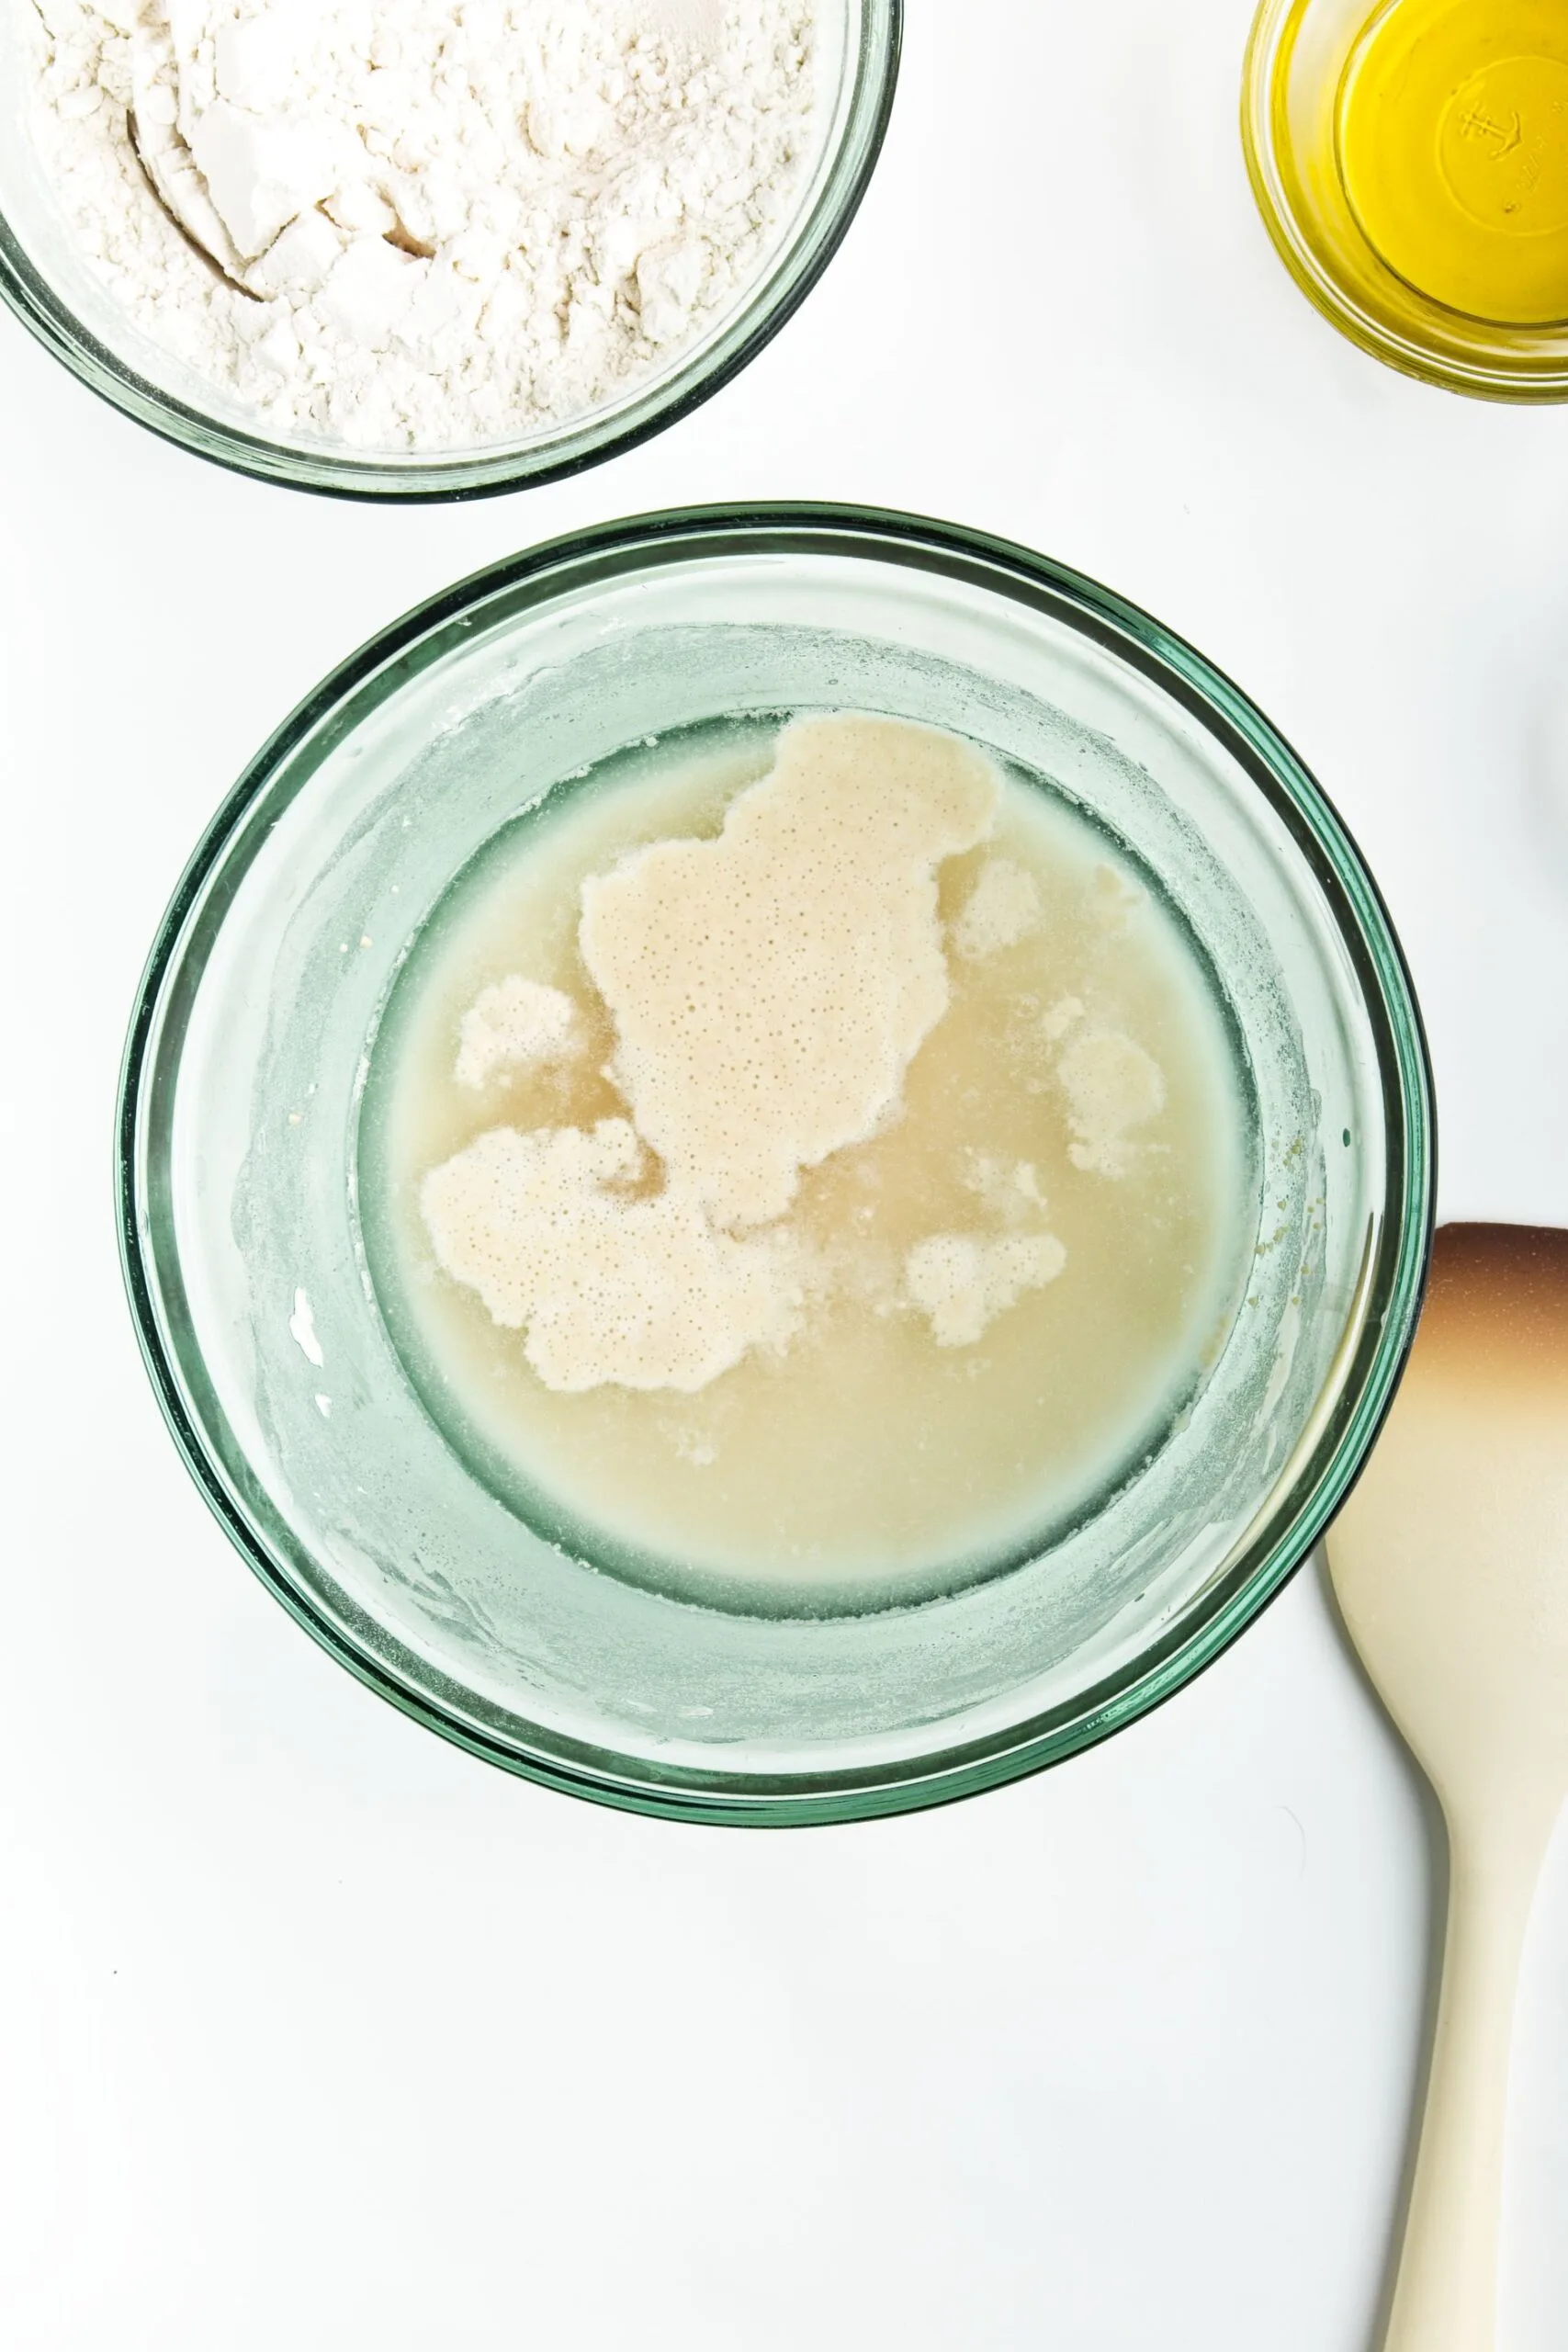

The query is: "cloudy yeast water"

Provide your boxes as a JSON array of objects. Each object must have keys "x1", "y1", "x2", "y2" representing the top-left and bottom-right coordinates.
[{"x1": 359, "y1": 713, "x2": 1256, "y2": 1611}]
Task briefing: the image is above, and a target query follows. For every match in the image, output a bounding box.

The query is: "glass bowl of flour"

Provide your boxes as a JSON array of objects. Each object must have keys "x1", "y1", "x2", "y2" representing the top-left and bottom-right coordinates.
[
  {"x1": 0, "y1": 2, "x2": 897, "y2": 496},
  {"x1": 118, "y1": 507, "x2": 1434, "y2": 1822}
]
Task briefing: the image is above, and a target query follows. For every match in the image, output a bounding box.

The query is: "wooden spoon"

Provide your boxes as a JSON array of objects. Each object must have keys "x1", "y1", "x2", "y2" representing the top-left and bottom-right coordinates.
[{"x1": 1327, "y1": 1223, "x2": 1568, "y2": 2352}]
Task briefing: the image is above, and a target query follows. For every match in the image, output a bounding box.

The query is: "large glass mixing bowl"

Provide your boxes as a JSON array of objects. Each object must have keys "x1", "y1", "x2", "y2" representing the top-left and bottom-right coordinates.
[
  {"x1": 0, "y1": 4, "x2": 898, "y2": 497},
  {"x1": 118, "y1": 507, "x2": 1435, "y2": 1823}
]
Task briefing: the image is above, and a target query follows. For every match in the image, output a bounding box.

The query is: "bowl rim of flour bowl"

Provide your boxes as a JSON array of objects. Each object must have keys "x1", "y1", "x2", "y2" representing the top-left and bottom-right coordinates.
[
  {"x1": 118, "y1": 503, "x2": 1436, "y2": 1825},
  {"x1": 0, "y1": 2, "x2": 900, "y2": 503}
]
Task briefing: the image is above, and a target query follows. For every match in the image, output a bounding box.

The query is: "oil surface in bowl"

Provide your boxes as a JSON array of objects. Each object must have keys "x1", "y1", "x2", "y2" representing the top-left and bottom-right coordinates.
[
  {"x1": 359, "y1": 714, "x2": 1254, "y2": 1610},
  {"x1": 1337, "y1": 0, "x2": 1568, "y2": 325}
]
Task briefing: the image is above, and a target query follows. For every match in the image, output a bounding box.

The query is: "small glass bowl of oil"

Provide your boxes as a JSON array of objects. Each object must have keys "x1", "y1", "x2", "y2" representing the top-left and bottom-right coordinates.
[{"x1": 1244, "y1": 0, "x2": 1568, "y2": 399}]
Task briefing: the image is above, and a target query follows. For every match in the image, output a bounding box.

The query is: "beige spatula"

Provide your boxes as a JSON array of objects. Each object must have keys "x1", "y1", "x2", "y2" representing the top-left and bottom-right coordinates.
[{"x1": 1327, "y1": 1223, "x2": 1568, "y2": 2352}]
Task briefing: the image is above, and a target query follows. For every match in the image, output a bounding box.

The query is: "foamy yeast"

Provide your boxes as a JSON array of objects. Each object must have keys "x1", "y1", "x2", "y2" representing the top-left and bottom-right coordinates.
[
  {"x1": 579, "y1": 713, "x2": 1000, "y2": 1228},
  {"x1": 453, "y1": 975, "x2": 581, "y2": 1091},
  {"x1": 374, "y1": 711, "x2": 1249, "y2": 1593},
  {"x1": 423, "y1": 715, "x2": 1007, "y2": 1392},
  {"x1": 421, "y1": 1119, "x2": 803, "y2": 1393}
]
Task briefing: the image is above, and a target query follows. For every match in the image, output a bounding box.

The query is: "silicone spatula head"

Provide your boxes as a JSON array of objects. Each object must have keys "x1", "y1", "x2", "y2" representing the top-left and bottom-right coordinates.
[
  {"x1": 1330, "y1": 1222, "x2": 1568, "y2": 1836},
  {"x1": 1326, "y1": 1223, "x2": 1568, "y2": 2352}
]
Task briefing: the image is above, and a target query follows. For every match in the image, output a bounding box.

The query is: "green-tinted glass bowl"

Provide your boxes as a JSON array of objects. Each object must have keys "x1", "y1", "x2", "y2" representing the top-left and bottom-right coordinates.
[
  {"x1": 0, "y1": 6, "x2": 897, "y2": 499},
  {"x1": 118, "y1": 506, "x2": 1435, "y2": 1823}
]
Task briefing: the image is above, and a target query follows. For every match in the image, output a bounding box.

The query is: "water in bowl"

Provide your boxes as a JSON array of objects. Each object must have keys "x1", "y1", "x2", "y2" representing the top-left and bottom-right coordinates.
[{"x1": 358, "y1": 712, "x2": 1256, "y2": 1613}]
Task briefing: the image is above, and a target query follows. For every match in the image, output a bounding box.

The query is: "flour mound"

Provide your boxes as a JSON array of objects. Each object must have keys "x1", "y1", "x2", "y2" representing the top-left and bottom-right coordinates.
[
  {"x1": 580, "y1": 714, "x2": 1001, "y2": 1231},
  {"x1": 26, "y1": 0, "x2": 818, "y2": 450},
  {"x1": 421, "y1": 1119, "x2": 803, "y2": 1393}
]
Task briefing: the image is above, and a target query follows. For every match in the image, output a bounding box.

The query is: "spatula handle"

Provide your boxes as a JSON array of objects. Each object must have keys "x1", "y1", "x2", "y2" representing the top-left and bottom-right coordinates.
[{"x1": 1382, "y1": 1819, "x2": 1545, "y2": 2352}]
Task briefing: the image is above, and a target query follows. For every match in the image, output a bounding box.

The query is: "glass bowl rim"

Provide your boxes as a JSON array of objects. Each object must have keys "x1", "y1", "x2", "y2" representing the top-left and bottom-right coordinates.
[
  {"x1": 0, "y1": 4, "x2": 901, "y2": 503},
  {"x1": 118, "y1": 501, "x2": 1437, "y2": 1825},
  {"x1": 1241, "y1": 0, "x2": 1568, "y2": 404}
]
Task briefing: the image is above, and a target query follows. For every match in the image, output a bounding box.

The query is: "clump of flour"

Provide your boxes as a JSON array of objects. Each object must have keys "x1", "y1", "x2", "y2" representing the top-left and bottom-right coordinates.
[{"x1": 24, "y1": 0, "x2": 818, "y2": 449}]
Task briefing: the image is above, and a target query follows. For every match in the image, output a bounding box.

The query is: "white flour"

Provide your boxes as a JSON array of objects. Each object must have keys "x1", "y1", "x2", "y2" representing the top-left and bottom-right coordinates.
[{"x1": 22, "y1": 0, "x2": 818, "y2": 449}]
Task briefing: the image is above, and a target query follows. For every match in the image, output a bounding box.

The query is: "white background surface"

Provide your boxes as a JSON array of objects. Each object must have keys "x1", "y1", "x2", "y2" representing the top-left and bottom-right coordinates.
[{"x1": 3, "y1": 3, "x2": 1567, "y2": 2345}]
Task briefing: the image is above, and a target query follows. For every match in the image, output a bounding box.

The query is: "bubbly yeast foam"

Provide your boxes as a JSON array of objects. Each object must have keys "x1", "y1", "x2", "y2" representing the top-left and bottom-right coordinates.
[{"x1": 360, "y1": 713, "x2": 1255, "y2": 1609}]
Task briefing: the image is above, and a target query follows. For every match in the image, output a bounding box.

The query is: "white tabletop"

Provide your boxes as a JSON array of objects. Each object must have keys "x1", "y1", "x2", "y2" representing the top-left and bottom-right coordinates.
[{"x1": 3, "y1": 4, "x2": 1567, "y2": 2345}]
